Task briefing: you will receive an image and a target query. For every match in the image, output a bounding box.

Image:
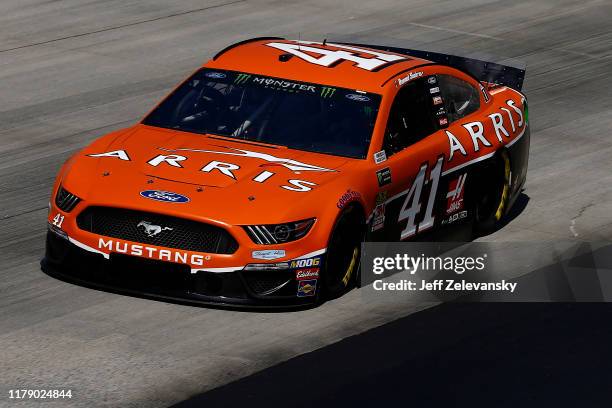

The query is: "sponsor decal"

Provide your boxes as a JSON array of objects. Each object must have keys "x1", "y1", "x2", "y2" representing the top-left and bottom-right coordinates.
[
  {"x1": 376, "y1": 167, "x2": 392, "y2": 187},
  {"x1": 396, "y1": 71, "x2": 423, "y2": 87},
  {"x1": 445, "y1": 99, "x2": 526, "y2": 163},
  {"x1": 441, "y1": 210, "x2": 468, "y2": 225},
  {"x1": 87, "y1": 150, "x2": 130, "y2": 161},
  {"x1": 290, "y1": 256, "x2": 321, "y2": 269},
  {"x1": 372, "y1": 203, "x2": 386, "y2": 232},
  {"x1": 429, "y1": 86, "x2": 440, "y2": 94},
  {"x1": 137, "y1": 221, "x2": 173, "y2": 237},
  {"x1": 234, "y1": 73, "x2": 251, "y2": 84},
  {"x1": 205, "y1": 72, "x2": 226, "y2": 79},
  {"x1": 427, "y1": 76, "x2": 437, "y2": 85},
  {"x1": 265, "y1": 41, "x2": 406, "y2": 71},
  {"x1": 346, "y1": 93, "x2": 370, "y2": 102},
  {"x1": 159, "y1": 147, "x2": 334, "y2": 172},
  {"x1": 296, "y1": 268, "x2": 320, "y2": 281},
  {"x1": 297, "y1": 279, "x2": 318, "y2": 297},
  {"x1": 337, "y1": 189, "x2": 361, "y2": 209},
  {"x1": 88, "y1": 147, "x2": 333, "y2": 192},
  {"x1": 140, "y1": 190, "x2": 189, "y2": 203},
  {"x1": 252, "y1": 249, "x2": 286, "y2": 260},
  {"x1": 252, "y1": 77, "x2": 316, "y2": 93},
  {"x1": 432, "y1": 95, "x2": 443, "y2": 105},
  {"x1": 98, "y1": 238, "x2": 205, "y2": 266},
  {"x1": 435, "y1": 107, "x2": 446, "y2": 117},
  {"x1": 373, "y1": 150, "x2": 387, "y2": 164},
  {"x1": 480, "y1": 83, "x2": 490, "y2": 103},
  {"x1": 281, "y1": 179, "x2": 317, "y2": 192},
  {"x1": 321, "y1": 87, "x2": 336, "y2": 98},
  {"x1": 375, "y1": 191, "x2": 388, "y2": 205},
  {"x1": 439, "y1": 117, "x2": 448, "y2": 127},
  {"x1": 446, "y1": 174, "x2": 467, "y2": 215}
]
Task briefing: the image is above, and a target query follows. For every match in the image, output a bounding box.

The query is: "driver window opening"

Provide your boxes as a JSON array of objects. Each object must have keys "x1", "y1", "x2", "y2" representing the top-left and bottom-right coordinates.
[
  {"x1": 438, "y1": 74, "x2": 480, "y2": 123},
  {"x1": 383, "y1": 78, "x2": 437, "y2": 156}
]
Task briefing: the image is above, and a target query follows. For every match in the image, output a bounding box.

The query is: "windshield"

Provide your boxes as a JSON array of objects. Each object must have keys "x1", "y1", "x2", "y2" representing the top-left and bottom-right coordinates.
[{"x1": 142, "y1": 69, "x2": 381, "y2": 159}]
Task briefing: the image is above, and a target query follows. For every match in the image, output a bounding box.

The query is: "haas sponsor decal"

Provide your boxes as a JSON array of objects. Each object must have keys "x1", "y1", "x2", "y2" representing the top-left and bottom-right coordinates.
[{"x1": 446, "y1": 174, "x2": 466, "y2": 215}]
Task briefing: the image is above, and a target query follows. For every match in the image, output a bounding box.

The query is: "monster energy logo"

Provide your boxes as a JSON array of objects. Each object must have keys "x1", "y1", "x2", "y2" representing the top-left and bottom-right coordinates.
[
  {"x1": 321, "y1": 87, "x2": 336, "y2": 98},
  {"x1": 234, "y1": 73, "x2": 252, "y2": 84}
]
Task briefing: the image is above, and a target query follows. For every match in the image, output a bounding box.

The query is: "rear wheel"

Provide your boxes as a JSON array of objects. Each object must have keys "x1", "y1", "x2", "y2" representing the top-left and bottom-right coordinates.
[
  {"x1": 473, "y1": 150, "x2": 511, "y2": 234},
  {"x1": 322, "y1": 206, "x2": 364, "y2": 299}
]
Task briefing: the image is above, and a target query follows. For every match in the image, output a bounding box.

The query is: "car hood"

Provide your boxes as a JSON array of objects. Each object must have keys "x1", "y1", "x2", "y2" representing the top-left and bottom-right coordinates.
[{"x1": 63, "y1": 125, "x2": 356, "y2": 224}]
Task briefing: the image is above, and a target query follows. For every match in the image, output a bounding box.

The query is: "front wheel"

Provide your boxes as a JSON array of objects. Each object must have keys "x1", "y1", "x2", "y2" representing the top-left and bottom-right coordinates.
[{"x1": 322, "y1": 206, "x2": 365, "y2": 299}]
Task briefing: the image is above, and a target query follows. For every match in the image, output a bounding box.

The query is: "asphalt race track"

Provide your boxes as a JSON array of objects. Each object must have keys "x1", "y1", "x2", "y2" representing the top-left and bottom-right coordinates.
[
  {"x1": 173, "y1": 303, "x2": 612, "y2": 407},
  {"x1": 1, "y1": 0, "x2": 611, "y2": 406}
]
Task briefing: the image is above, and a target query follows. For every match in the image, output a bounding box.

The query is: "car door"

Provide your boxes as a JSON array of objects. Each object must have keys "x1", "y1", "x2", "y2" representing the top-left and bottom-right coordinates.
[
  {"x1": 371, "y1": 74, "x2": 449, "y2": 241},
  {"x1": 432, "y1": 73, "x2": 484, "y2": 228}
]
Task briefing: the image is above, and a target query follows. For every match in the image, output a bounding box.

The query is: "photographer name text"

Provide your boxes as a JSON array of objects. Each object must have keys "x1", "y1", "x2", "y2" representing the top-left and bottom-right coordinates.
[{"x1": 373, "y1": 279, "x2": 517, "y2": 293}]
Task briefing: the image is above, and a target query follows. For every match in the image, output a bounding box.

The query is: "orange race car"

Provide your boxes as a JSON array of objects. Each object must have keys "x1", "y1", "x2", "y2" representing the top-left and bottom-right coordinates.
[{"x1": 42, "y1": 37, "x2": 529, "y2": 307}]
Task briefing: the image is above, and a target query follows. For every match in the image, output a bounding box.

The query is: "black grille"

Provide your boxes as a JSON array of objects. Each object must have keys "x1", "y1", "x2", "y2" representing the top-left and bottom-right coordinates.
[
  {"x1": 55, "y1": 186, "x2": 81, "y2": 212},
  {"x1": 77, "y1": 207, "x2": 238, "y2": 254},
  {"x1": 242, "y1": 270, "x2": 295, "y2": 296}
]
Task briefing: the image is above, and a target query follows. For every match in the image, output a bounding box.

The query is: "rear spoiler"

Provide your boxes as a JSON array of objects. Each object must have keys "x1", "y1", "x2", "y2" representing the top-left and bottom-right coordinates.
[{"x1": 337, "y1": 42, "x2": 526, "y2": 91}]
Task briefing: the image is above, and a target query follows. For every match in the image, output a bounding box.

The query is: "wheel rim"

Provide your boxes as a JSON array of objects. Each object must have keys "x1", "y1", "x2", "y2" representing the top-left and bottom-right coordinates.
[
  {"x1": 494, "y1": 152, "x2": 511, "y2": 221},
  {"x1": 341, "y1": 247, "x2": 359, "y2": 286},
  {"x1": 326, "y1": 211, "x2": 362, "y2": 293},
  {"x1": 477, "y1": 152, "x2": 510, "y2": 223}
]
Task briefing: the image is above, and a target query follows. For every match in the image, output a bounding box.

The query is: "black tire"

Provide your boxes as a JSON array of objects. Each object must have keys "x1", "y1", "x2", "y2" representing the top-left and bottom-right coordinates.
[
  {"x1": 322, "y1": 206, "x2": 365, "y2": 299},
  {"x1": 473, "y1": 150, "x2": 511, "y2": 234}
]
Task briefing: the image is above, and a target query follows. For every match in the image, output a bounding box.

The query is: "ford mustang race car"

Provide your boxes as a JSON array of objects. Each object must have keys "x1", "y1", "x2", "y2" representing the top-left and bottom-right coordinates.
[{"x1": 42, "y1": 37, "x2": 529, "y2": 307}]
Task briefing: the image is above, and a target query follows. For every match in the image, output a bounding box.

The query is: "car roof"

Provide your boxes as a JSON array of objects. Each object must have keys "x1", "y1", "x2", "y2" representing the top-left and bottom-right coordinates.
[{"x1": 204, "y1": 38, "x2": 434, "y2": 93}]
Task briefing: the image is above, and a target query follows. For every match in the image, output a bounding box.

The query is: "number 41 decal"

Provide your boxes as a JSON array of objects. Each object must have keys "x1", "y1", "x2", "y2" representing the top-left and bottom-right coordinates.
[
  {"x1": 398, "y1": 156, "x2": 443, "y2": 240},
  {"x1": 52, "y1": 213, "x2": 65, "y2": 228}
]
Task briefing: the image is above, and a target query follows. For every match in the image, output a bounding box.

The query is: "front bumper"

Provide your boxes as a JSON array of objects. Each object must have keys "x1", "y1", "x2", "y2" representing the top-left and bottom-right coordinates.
[{"x1": 41, "y1": 231, "x2": 317, "y2": 309}]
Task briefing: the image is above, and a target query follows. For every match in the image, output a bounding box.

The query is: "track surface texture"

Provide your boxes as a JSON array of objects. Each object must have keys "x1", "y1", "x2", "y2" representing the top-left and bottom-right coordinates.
[{"x1": 1, "y1": 0, "x2": 611, "y2": 407}]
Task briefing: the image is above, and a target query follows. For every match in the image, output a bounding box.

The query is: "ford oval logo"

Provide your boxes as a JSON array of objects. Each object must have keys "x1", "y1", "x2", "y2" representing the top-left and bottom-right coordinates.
[
  {"x1": 345, "y1": 93, "x2": 370, "y2": 102},
  {"x1": 140, "y1": 190, "x2": 190, "y2": 203},
  {"x1": 205, "y1": 72, "x2": 226, "y2": 79}
]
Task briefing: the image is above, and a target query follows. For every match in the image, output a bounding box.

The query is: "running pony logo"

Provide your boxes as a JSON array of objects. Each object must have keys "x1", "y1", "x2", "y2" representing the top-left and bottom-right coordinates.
[{"x1": 137, "y1": 221, "x2": 173, "y2": 237}]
